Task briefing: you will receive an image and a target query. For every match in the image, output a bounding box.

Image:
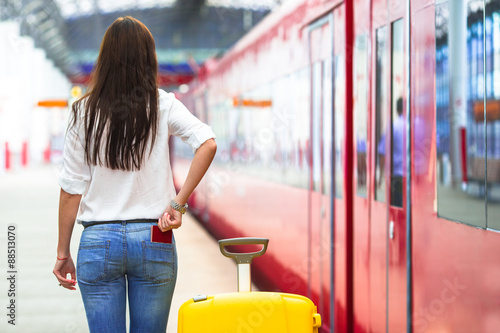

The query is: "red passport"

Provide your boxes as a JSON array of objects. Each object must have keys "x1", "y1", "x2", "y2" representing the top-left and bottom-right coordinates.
[{"x1": 151, "y1": 225, "x2": 173, "y2": 244}]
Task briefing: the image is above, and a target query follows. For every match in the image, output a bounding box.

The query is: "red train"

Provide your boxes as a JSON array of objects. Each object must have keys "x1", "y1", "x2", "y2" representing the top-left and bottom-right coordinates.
[{"x1": 172, "y1": 0, "x2": 500, "y2": 332}]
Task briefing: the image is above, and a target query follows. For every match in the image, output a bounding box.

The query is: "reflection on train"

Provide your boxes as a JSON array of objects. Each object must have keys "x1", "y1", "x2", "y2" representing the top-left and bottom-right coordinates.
[
  {"x1": 172, "y1": 0, "x2": 500, "y2": 332},
  {"x1": 436, "y1": 0, "x2": 500, "y2": 229}
]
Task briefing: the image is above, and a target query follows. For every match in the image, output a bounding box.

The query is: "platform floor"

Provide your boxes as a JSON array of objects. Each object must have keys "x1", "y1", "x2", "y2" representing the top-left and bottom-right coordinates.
[{"x1": 0, "y1": 165, "x2": 251, "y2": 333}]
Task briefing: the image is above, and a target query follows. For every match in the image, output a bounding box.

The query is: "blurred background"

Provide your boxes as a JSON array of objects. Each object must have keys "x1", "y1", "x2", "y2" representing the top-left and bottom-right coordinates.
[{"x1": 0, "y1": 0, "x2": 280, "y2": 172}]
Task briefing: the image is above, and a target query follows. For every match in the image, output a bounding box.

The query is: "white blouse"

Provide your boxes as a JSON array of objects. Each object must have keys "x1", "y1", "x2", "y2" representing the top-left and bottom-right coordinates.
[{"x1": 58, "y1": 89, "x2": 216, "y2": 223}]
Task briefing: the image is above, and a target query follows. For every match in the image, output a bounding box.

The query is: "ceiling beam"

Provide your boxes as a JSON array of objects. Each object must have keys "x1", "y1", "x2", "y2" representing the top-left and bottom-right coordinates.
[{"x1": 174, "y1": 0, "x2": 206, "y2": 19}]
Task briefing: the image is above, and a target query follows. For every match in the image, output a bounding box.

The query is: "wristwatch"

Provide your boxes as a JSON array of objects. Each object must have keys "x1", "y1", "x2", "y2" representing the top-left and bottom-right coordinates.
[{"x1": 170, "y1": 199, "x2": 188, "y2": 214}]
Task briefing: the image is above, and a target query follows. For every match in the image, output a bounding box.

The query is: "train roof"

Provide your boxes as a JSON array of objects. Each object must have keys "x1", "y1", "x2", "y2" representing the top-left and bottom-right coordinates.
[{"x1": 205, "y1": 0, "x2": 307, "y2": 76}]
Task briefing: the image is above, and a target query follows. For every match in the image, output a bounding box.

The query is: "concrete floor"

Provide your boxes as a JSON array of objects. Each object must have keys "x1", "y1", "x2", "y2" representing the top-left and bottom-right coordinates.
[{"x1": 0, "y1": 165, "x2": 249, "y2": 333}]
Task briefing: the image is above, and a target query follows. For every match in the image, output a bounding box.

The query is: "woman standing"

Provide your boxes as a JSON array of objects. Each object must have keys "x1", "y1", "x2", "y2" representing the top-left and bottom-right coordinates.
[{"x1": 52, "y1": 16, "x2": 216, "y2": 332}]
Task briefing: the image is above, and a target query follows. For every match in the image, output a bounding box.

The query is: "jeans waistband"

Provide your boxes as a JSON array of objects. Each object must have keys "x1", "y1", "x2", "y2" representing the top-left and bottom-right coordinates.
[{"x1": 81, "y1": 219, "x2": 158, "y2": 229}]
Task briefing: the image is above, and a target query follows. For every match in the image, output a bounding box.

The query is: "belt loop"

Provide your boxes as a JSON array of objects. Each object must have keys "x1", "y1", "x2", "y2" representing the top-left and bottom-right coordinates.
[{"x1": 121, "y1": 220, "x2": 126, "y2": 226}]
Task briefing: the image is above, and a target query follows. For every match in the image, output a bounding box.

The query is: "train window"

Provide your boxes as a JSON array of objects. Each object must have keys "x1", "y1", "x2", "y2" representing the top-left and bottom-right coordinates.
[
  {"x1": 375, "y1": 26, "x2": 388, "y2": 203},
  {"x1": 214, "y1": 68, "x2": 311, "y2": 191},
  {"x1": 334, "y1": 54, "x2": 345, "y2": 199},
  {"x1": 323, "y1": 59, "x2": 333, "y2": 196},
  {"x1": 354, "y1": 34, "x2": 369, "y2": 198},
  {"x1": 390, "y1": 19, "x2": 405, "y2": 208},
  {"x1": 485, "y1": 2, "x2": 500, "y2": 230},
  {"x1": 294, "y1": 68, "x2": 312, "y2": 190},
  {"x1": 312, "y1": 62, "x2": 322, "y2": 193},
  {"x1": 435, "y1": 0, "x2": 486, "y2": 228},
  {"x1": 212, "y1": 104, "x2": 229, "y2": 162},
  {"x1": 312, "y1": 56, "x2": 334, "y2": 196}
]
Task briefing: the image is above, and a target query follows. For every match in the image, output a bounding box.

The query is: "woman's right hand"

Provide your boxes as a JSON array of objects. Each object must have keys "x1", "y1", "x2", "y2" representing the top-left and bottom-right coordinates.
[
  {"x1": 53, "y1": 256, "x2": 77, "y2": 290},
  {"x1": 158, "y1": 206, "x2": 183, "y2": 232}
]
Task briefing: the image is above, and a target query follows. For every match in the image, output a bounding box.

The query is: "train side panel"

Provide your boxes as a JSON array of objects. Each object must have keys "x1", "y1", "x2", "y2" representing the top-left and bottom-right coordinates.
[{"x1": 174, "y1": 0, "x2": 500, "y2": 332}]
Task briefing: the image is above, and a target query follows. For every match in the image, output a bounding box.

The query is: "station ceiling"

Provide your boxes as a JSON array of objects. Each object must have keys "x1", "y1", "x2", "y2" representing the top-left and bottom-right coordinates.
[
  {"x1": 1, "y1": 0, "x2": 280, "y2": 87},
  {"x1": 54, "y1": 0, "x2": 277, "y2": 18}
]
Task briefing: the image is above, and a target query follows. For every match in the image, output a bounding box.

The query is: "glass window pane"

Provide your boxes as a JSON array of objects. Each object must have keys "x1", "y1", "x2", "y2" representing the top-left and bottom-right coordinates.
[
  {"x1": 296, "y1": 68, "x2": 312, "y2": 189},
  {"x1": 435, "y1": 0, "x2": 486, "y2": 228},
  {"x1": 354, "y1": 34, "x2": 369, "y2": 197},
  {"x1": 312, "y1": 62, "x2": 322, "y2": 193},
  {"x1": 334, "y1": 53, "x2": 345, "y2": 199},
  {"x1": 323, "y1": 59, "x2": 333, "y2": 196},
  {"x1": 375, "y1": 26, "x2": 388, "y2": 202},
  {"x1": 203, "y1": 67, "x2": 311, "y2": 191},
  {"x1": 486, "y1": 3, "x2": 500, "y2": 231},
  {"x1": 390, "y1": 19, "x2": 405, "y2": 208}
]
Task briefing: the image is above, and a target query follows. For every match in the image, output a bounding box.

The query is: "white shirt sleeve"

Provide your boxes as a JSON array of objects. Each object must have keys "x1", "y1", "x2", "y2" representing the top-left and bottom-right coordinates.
[
  {"x1": 167, "y1": 97, "x2": 216, "y2": 152},
  {"x1": 58, "y1": 113, "x2": 91, "y2": 195}
]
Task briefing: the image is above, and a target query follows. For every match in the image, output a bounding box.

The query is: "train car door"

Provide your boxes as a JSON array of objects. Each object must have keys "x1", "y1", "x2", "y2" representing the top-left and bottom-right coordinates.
[
  {"x1": 308, "y1": 5, "x2": 348, "y2": 331},
  {"x1": 308, "y1": 10, "x2": 336, "y2": 332},
  {"x1": 370, "y1": 1, "x2": 408, "y2": 332},
  {"x1": 352, "y1": 0, "x2": 371, "y2": 330}
]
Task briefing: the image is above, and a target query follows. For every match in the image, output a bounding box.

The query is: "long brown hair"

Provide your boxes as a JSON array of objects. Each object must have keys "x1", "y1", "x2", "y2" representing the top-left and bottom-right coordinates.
[{"x1": 72, "y1": 16, "x2": 158, "y2": 171}]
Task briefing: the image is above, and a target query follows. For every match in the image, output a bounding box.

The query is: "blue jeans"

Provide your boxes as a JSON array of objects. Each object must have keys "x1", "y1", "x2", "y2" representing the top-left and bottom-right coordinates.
[{"x1": 77, "y1": 221, "x2": 177, "y2": 333}]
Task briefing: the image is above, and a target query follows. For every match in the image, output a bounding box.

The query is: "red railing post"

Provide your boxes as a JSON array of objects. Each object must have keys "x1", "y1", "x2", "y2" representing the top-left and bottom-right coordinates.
[
  {"x1": 5, "y1": 142, "x2": 11, "y2": 170},
  {"x1": 43, "y1": 142, "x2": 51, "y2": 164},
  {"x1": 21, "y1": 141, "x2": 28, "y2": 167}
]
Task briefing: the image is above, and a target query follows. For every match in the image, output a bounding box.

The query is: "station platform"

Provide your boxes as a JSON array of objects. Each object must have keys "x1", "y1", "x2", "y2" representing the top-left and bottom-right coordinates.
[{"x1": 0, "y1": 165, "x2": 254, "y2": 333}]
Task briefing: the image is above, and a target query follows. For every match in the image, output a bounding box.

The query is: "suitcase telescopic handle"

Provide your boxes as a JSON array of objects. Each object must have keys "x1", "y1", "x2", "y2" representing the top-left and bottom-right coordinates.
[
  {"x1": 219, "y1": 238, "x2": 269, "y2": 292},
  {"x1": 218, "y1": 237, "x2": 269, "y2": 264}
]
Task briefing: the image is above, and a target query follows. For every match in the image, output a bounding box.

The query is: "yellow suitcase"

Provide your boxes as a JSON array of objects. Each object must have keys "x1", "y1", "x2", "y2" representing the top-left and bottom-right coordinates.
[{"x1": 177, "y1": 238, "x2": 321, "y2": 332}]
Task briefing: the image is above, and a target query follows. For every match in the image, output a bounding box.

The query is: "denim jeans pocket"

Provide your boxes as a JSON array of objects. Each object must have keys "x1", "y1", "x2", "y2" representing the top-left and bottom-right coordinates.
[
  {"x1": 142, "y1": 241, "x2": 176, "y2": 284},
  {"x1": 77, "y1": 240, "x2": 110, "y2": 283}
]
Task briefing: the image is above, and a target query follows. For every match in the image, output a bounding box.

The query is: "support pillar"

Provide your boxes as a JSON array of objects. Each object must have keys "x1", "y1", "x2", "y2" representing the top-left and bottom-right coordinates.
[{"x1": 448, "y1": 0, "x2": 468, "y2": 187}]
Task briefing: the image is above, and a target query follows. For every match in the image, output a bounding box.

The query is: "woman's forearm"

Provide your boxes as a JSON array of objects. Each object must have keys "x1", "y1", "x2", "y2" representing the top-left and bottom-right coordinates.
[
  {"x1": 175, "y1": 139, "x2": 217, "y2": 205},
  {"x1": 57, "y1": 189, "x2": 82, "y2": 257}
]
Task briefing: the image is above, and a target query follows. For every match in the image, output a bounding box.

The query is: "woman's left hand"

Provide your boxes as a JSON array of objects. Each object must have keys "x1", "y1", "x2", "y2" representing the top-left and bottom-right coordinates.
[
  {"x1": 53, "y1": 256, "x2": 77, "y2": 290},
  {"x1": 158, "y1": 206, "x2": 182, "y2": 232}
]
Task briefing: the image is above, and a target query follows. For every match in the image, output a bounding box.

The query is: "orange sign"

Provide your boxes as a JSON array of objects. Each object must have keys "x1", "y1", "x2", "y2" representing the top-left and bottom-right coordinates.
[
  {"x1": 37, "y1": 100, "x2": 68, "y2": 107},
  {"x1": 474, "y1": 100, "x2": 500, "y2": 122},
  {"x1": 233, "y1": 97, "x2": 272, "y2": 108}
]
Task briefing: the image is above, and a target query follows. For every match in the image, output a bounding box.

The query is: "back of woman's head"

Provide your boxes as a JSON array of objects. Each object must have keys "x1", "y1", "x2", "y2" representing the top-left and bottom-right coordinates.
[{"x1": 73, "y1": 16, "x2": 159, "y2": 171}]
